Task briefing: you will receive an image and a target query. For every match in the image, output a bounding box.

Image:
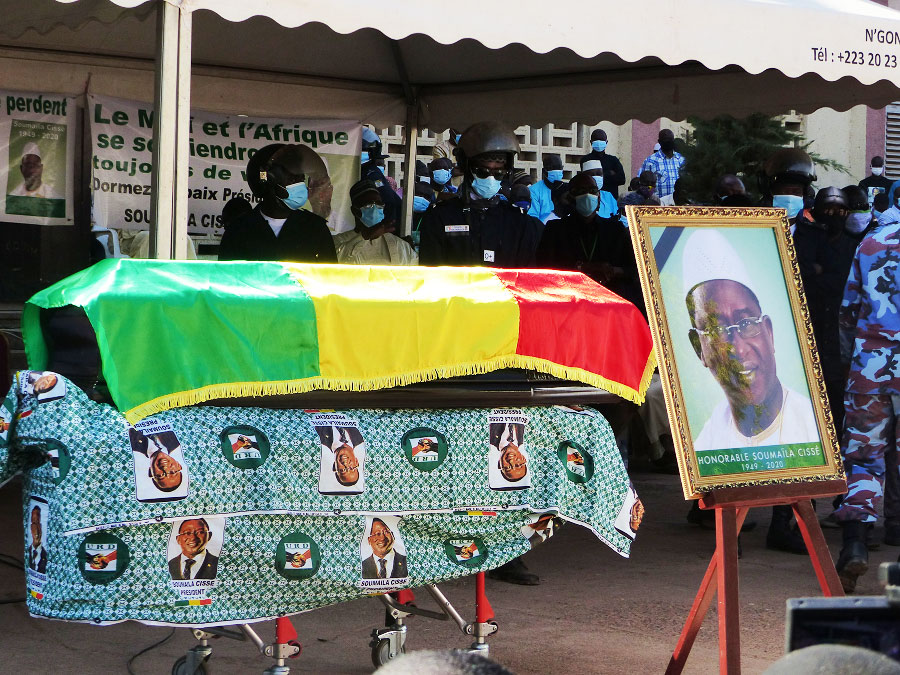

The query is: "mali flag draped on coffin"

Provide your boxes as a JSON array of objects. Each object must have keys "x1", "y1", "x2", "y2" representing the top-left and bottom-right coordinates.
[{"x1": 22, "y1": 260, "x2": 654, "y2": 422}]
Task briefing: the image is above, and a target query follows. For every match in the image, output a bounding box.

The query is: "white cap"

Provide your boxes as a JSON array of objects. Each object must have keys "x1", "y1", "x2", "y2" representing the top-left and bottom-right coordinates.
[
  {"x1": 681, "y1": 229, "x2": 756, "y2": 301},
  {"x1": 22, "y1": 142, "x2": 41, "y2": 160},
  {"x1": 582, "y1": 159, "x2": 603, "y2": 171}
]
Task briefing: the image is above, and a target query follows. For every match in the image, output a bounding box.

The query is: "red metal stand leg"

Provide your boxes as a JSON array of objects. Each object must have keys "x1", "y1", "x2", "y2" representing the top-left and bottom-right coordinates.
[
  {"x1": 475, "y1": 571, "x2": 494, "y2": 623},
  {"x1": 716, "y1": 506, "x2": 741, "y2": 675},
  {"x1": 792, "y1": 500, "x2": 844, "y2": 597}
]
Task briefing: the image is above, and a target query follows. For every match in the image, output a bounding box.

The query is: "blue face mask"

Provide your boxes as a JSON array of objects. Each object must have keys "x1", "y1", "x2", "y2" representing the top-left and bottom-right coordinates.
[
  {"x1": 845, "y1": 210, "x2": 872, "y2": 234},
  {"x1": 513, "y1": 200, "x2": 531, "y2": 210},
  {"x1": 591, "y1": 140, "x2": 608, "y2": 152},
  {"x1": 575, "y1": 193, "x2": 599, "y2": 217},
  {"x1": 455, "y1": 134, "x2": 461, "y2": 143},
  {"x1": 592, "y1": 175, "x2": 604, "y2": 191},
  {"x1": 432, "y1": 169, "x2": 451, "y2": 185},
  {"x1": 471, "y1": 175, "x2": 502, "y2": 200},
  {"x1": 772, "y1": 194, "x2": 804, "y2": 220},
  {"x1": 360, "y1": 151, "x2": 370, "y2": 164},
  {"x1": 413, "y1": 196, "x2": 430, "y2": 213},
  {"x1": 359, "y1": 204, "x2": 385, "y2": 228},
  {"x1": 547, "y1": 170, "x2": 563, "y2": 184},
  {"x1": 281, "y1": 181, "x2": 308, "y2": 210}
]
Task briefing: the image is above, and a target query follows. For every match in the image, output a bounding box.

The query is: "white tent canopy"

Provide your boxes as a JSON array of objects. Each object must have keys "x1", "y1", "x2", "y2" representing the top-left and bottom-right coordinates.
[
  {"x1": 4, "y1": 0, "x2": 900, "y2": 256},
  {"x1": 4, "y1": 0, "x2": 900, "y2": 127}
]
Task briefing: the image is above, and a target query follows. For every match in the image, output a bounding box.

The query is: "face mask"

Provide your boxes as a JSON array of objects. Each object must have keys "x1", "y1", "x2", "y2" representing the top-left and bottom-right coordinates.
[
  {"x1": 772, "y1": 194, "x2": 804, "y2": 220},
  {"x1": 413, "y1": 196, "x2": 430, "y2": 213},
  {"x1": 361, "y1": 151, "x2": 370, "y2": 164},
  {"x1": 455, "y1": 134, "x2": 461, "y2": 143},
  {"x1": 280, "y1": 181, "x2": 308, "y2": 210},
  {"x1": 591, "y1": 140, "x2": 608, "y2": 152},
  {"x1": 359, "y1": 204, "x2": 385, "y2": 228},
  {"x1": 575, "y1": 193, "x2": 599, "y2": 217},
  {"x1": 845, "y1": 210, "x2": 871, "y2": 234},
  {"x1": 513, "y1": 200, "x2": 530, "y2": 210},
  {"x1": 592, "y1": 175, "x2": 604, "y2": 191},
  {"x1": 547, "y1": 169, "x2": 563, "y2": 184},
  {"x1": 872, "y1": 167, "x2": 884, "y2": 176},
  {"x1": 432, "y1": 169, "x2": 451, "y2": 185},
  {"x1": 471, "y1": 175, "x2": 502, "y2": 200},
  {"x1": 418, "y1": 175, "x2": 431, "y2": 183}
]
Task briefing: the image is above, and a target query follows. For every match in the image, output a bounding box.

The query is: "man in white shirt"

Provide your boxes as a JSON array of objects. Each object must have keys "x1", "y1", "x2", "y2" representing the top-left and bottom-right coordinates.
[
  {"x1": 9, "y1": 142, "x2": 61, "y2": 200},
  {"x1": 333, "y1": 179, "x2": 417, "y2": 266},
  {"x1": 168, "y1": 518, "x2": 218, "y2": 580},
  {"x1": 684, "y1": 229, "x2": 819, "y2": 552}
]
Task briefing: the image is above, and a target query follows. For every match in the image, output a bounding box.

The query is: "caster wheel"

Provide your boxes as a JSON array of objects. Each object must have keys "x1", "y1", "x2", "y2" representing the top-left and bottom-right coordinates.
[
  {"x1": 371, "y1": 638, "x2": 405, "y2": 668},
  {"x1": 172, "y1": 655, "x2": 209, "y2": 675}
]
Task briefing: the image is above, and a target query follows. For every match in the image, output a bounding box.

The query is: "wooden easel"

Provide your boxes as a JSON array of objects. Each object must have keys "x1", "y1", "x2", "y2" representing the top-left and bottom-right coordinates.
[{"x1": 665, "y1": 479, "x2": 847, "y2": 675}]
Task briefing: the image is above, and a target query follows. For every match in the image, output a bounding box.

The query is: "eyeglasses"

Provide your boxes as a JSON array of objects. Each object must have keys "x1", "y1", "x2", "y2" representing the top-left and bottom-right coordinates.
[
  {"x1": 153, "y1": 468, "x2": 181, "y2": 479},
  {"x1": 695, "y1": 316, "x2": 767, "y2": 341},
  {"x1": 470, "y1": 166, "x2": 507, "y2": 180},
  {"x1": 177, "y1": 529, "x2": 209, "y2": 539}
]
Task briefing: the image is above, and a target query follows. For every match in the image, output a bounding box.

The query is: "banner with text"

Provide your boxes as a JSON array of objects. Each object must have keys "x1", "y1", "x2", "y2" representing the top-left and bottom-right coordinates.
[
  {"x1": 0, "y1": 90, "x2": 75, "y2": 226},
  {"x1": 89, "y1": 95, "x2": 361, "y2": 236}
]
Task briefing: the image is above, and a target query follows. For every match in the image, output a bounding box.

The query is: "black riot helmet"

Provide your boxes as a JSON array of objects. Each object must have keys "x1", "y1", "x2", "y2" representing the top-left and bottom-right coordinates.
[
  {"x1": 260, "y1": 144, "x2": 327, "y2": 201},
  {"x1": 813, "y1": 186, "x2": 849, "y2": 214},
  {"x1": 246, "y1": 143, "x2": 286, "y2": 198},
  {"x1": 759, "y1": 148, "x2": 817, "y2": 197},
  {"x1": 456, "y1": 122, "x2": 521, "y2": 176},
  {"x1": 842, "y1": 184, "x2": 869, "y2": 212}
]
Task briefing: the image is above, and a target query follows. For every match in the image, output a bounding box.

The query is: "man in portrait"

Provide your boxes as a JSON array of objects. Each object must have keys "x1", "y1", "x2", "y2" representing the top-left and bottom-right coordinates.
[
  {"x1": 129, "y1": 427, "x2": 184, "y2": 493},
  {"x1": 9, "y1": 143, "x2": 61, "y2": 200},
  {"x1": 168, "y1": 518, "x2": 219, "y2": 580},
  {"x1": 492, "y1": 422, "x2": 528, "y2": 483},
  {"x1": 683, "y1": 229, "x2": 818, "y2": 552},
  {"x1": 27, "y1": 505, "x2": 48, "y2": 574},
  {"x1": 362, "y1": 518, "x2": 407, "y2": 580}
]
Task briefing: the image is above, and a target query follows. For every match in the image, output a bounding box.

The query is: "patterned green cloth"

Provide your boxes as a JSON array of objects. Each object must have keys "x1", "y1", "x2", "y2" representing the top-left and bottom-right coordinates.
[{"x1": 3, "y1": 373, "x2": 641, "y2": 626}]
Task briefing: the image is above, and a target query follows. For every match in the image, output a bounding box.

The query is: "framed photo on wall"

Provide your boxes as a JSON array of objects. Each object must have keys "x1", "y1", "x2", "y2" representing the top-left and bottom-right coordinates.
[{"x1": 626, "y1": 206, "x2": 844, "y2": 498}]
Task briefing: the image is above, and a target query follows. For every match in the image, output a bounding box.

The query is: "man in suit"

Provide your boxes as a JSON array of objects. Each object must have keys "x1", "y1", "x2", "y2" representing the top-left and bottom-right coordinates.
[
  {"x1": 168, "y1": 518, "x2": 218, "y2": 580},
  {"x1": 28, "y1": 506, "x2": 48, "y2": 574},
  {"x1": 129, "y1": 427, "x2": 183, "y2": 493},
  {"x1": 362, "y1": 518, "x2": 407, "y2": 579}
]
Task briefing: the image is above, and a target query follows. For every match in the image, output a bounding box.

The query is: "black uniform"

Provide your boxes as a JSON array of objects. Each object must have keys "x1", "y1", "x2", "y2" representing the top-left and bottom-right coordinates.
[
  {"x1": 419, "y1": 194, "x2": 543, "y2": 267},
  {"x1": 793, "y1": 213, "x2": 858, "y2": 425},
  {"x1": 362, "y1": 164, "x2": 403, "y2": 231},
  {"x1": 218, "y1": 206, "x2": 337, "y2": 262},
  {"x1": 579, "y1": 150, "x2": 626, "y2": 199},
  {"x1": 859, "y1": 173, "x2": 893, "y2": 206},
  {"x1": 536, "y1": 212, "x2": 643, "y2": 311}
]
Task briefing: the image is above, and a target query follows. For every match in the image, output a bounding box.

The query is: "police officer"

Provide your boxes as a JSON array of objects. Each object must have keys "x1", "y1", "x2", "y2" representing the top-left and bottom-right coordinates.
[
  {"x1": 759, "y1": 148, "x2": 817, "y2": 234},
  {"x1": 419, "y1": 122, "x2": 543, "y2": 267},
  {"x1": 219, "y1": 144, "x2": 337, "y2": 262},
  {"x1": 360, "y1": 128, "x2": 403, "y2": 233}
]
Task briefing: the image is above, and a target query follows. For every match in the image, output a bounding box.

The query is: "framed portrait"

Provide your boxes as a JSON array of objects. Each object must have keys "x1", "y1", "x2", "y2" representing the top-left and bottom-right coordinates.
[{"x1": 626, "y1": 206, "x2": 844, "y2": 498}]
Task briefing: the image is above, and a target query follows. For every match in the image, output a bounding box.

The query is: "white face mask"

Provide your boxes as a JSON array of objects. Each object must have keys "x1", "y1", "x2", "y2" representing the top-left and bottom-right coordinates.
[{"x1": 872, "y1": 167, "x2": 884, "y2": 176}]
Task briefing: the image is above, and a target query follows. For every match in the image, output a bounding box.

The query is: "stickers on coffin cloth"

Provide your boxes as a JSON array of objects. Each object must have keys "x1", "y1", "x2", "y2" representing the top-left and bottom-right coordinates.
[
  {"x1": 488, "y1": 409, "x2": 531, "y2": 490},
  {"x1": 402, "y1": 427, "x2": 448, "y2": 472},
  {"x1": 25, "y1": 495, "x2": 49, "y2": 598},
  {"x1": 360, "y1": 515, "x2": 408, "y2": 591},
  {"x1": 219, "y1": 425, "x2": 270, "y2": 469},
  {"x1": 128, "y1": 418, "x2": 190, "y2": 503},
  {"x1": 167, "y1": 516, "x2": 225, "y2": 606},
  {"x1": 310, "y1": 413, "x2": 366, "y2": 495}
]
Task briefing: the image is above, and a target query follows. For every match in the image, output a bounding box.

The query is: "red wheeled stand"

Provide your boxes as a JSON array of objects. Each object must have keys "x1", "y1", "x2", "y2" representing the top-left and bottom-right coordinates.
[{"x1": 666, "y1": 479, "x2": 846, "y2": 675}]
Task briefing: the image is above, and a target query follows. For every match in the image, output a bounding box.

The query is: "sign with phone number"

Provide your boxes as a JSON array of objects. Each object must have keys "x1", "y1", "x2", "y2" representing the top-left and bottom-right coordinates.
[{"x1": 811, "y1": 47, "x2": 898, "y2": 68}]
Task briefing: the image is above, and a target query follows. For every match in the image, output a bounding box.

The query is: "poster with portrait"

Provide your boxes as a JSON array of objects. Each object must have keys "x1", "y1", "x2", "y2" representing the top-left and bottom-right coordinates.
[
  {"x1": 521, "y1": 512, "x2": 561, "y2": 549},
  {"x1": 89, "y1": 94, "x2": 361, "y2": 236},
  {"x1": 19, "y1": 370, "x2": 66, "y2": 404},
  {"x1": 166, "y1": 516, "x2": 225, "y2": 603},
  {"x1": 487, "y1": 410, "x2": 531, "y2": 490},
  {"x1": 310, "y1": 413, "x2": 366, "y2": 495},
  {"x1": 25, "y1": 495, "x2": 49, "y2": 597},
  {"x1": 0, "y1": 90, "x2": 75, "y2": 225},
  {"x1": 128, "y1": 418, "x2": 190, "y2": 503},
  {"x1": 359, "y1": 515, "x2": 408, "y2": 591},
  {"x1": 626, "y1": 206, "x2": 844, "y2": 498},
  {"x1": 613, "y1": 484, "x2": 644, "y2": 541}
]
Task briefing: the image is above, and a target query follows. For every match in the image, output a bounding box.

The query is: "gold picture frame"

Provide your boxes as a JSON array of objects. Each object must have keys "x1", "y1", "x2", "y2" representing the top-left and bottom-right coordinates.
[{"x1": 626, "y1": 206, "x2": 844, "y2": 499}]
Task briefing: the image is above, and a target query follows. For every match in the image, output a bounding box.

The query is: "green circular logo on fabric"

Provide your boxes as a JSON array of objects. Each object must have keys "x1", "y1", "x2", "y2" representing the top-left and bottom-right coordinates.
[
  {"x1": 44, "y1": 439, "x2": 71, "y2": 485},
  {"x1": 274, "y1": 531, "x2": 321, "y2": 580},
  {"x1": 557, "y1": 440, "x2": 594, "y2": 484},
  {"x1": 443, "y1": 537, "x2": 487, "y2": 568},
  {"x1": 78, "y1": 531, "x2": 129, "y2": 584},
  {"x1": 219, "y1": 426, "x2": 271, "y2": 469},
  {"x1": 402, "y1": 427, "x2": 448, "y2": 472}
]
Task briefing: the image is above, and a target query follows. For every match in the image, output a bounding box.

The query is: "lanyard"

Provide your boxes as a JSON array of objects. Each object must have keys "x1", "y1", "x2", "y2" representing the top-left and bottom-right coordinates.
[{"x1": 579, "y1": 231, "x2": 598, "y2": 262}]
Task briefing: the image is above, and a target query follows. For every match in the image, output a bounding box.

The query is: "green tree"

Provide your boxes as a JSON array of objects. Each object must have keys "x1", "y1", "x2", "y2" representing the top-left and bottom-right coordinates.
[{"x1": 674, "y1": 113, "x2": 848, "y2": 204}]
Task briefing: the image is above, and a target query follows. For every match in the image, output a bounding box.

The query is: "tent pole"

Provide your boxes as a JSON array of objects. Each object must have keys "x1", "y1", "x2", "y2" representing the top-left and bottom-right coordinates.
[
  {"x1": 400, "y1": 100, "x2": 418, "y2": 238},
  {"x1": 149, "y1": 0, "x2": 192, "y2": 260}
]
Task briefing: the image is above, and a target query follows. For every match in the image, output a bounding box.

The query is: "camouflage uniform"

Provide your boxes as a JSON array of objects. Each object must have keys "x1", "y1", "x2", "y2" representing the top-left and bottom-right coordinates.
[{"x1": 834, "y1": 221, "x2": 900, "y2": 523}]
